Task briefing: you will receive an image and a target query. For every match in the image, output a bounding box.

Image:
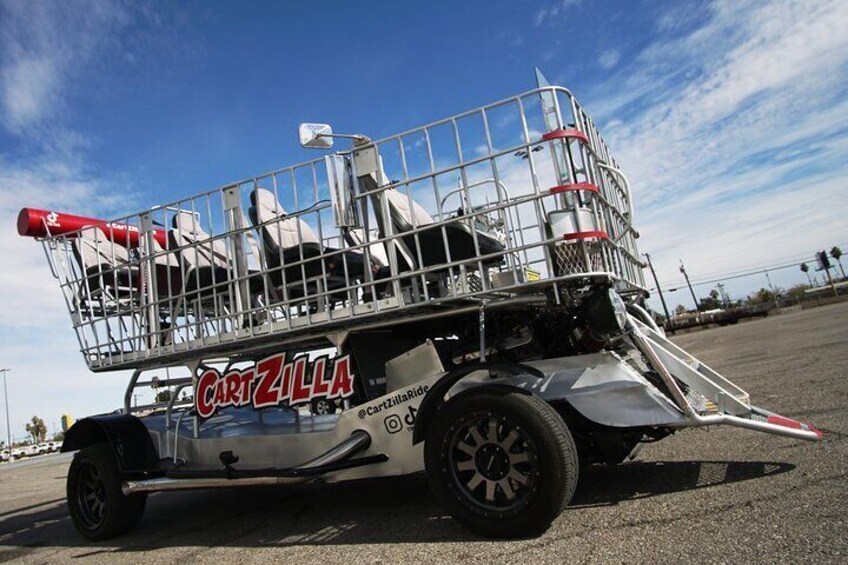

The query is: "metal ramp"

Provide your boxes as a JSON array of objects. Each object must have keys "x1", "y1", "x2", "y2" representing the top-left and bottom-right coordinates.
[
  {"x1": 628, "y1": 317, "x2": 821, "y2": 441},
  {"x1": 26, "y1": 84, "x2": 646, "y2": 372}
]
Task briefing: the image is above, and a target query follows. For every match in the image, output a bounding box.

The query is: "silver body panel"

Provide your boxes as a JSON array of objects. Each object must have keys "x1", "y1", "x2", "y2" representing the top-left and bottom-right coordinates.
[
  {"x1": 143, "y1": 351, "x2": 681, "y2": 481},
  {"x1": 457, "y1": 354, "x2": 685, "y2": 428}
]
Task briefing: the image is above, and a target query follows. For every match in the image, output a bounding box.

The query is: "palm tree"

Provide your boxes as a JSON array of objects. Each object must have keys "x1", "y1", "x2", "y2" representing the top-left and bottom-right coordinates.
[
  {"x1": 831, "y1": 246, "x2": 845, "y2": 280},
  {"x1": 800, "y1": 262, "x2": 813, "y2": 286},
  {"x1": 25, "y1": 416, "x2": 47, "y2": 444}
]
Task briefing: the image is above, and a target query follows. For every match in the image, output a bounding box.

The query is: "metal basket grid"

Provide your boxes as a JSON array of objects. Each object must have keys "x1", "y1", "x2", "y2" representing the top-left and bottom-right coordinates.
[{"x1": 34, "y1": 85, "x2": 646, "y2": 371}]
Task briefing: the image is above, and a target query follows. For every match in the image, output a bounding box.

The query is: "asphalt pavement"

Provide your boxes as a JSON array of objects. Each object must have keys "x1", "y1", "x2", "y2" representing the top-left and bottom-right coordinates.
[{"x1": 0, "y1": 302, "x2": 845, "y2": 564}]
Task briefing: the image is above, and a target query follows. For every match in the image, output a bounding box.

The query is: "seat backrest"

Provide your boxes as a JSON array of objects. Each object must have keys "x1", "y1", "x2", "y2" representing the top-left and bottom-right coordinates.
[
  {"x1": 169, "y1": 211, "x2": 229, "y2": 271},
  {"x1": 343, "y1": 228, "x2": 389, "y2": 267},
  {"x1": 359, "y1": 167, "x2": 421, "y2": 271},
  {"x1": 151, "y1": 238, "x2": 180, "y2": 267},
  {"x1": 249, "y1": 188, "x2": 320, "y2": 253},
  {"x1": 72, "y1": 227, "x2": 131, "y2": 272},
  {"x1": 382, "y1": 188, "x2": 433, "y2": 233}
]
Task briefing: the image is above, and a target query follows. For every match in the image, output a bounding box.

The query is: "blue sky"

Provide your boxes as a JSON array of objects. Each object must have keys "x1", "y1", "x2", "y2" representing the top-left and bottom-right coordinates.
[{"x1": 1, "y1": 0, "x2": 847, "y2": 439}]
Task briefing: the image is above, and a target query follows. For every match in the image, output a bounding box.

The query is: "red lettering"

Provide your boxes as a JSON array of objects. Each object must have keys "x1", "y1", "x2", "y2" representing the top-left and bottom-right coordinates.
[
  {"x1": 279, "y1": 362, "x2": 293, "y2": 402},
  {"x1": 310, "y1": 356, "x2": 330, "y2": 397},
  {"x1": 196, "y1": 370, "x2": 220, "y2": 419},
  {"x1": 194, "y1": 353, "x2": 353, "y2": 416},
  {"x1": 223, "y1": 371, "x2": 241, "y2": 406},
  {"x1": 253, "y1": 353, "x2": 284, "y2": 408},
  {"x1": 328, "y1": 355, "x2": 354, "y2": 399},
  {"x1": 238, "y1": 369, "x2": 255, "y2": 406},
  {"x1": 214, "y1": 378, "x2": 226, "y2": 406},
  {"x1": 290, "y1": 357, "x2": 311, "y2": 404}
]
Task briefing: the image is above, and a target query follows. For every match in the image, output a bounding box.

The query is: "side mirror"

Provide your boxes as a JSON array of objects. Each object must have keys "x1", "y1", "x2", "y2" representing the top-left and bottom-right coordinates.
[{"x1": 299, "y1": 123, "x2": 334, "y2": 149}]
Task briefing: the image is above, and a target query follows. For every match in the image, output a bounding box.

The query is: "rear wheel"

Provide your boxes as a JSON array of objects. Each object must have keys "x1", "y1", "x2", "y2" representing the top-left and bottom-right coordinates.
[
  {"x1": 67, "y1": 443, "x2": 146, "y2": 541},
  {"x1": 425, "y1": 387, "x2": 578, "y2": 538}
]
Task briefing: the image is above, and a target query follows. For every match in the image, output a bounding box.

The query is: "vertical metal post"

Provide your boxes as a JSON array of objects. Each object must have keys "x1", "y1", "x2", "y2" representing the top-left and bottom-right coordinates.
[
  {"x1": 820, "y1": 257, "x2": 839, "y2": 298},
  {"x1": 139, "y1": 212, "x2": 160, "y2": 350},
  {"x1": 478, "y1": 301, "x2": 487, "y2": 363},
  {"x1": 765, "y1": 270, "x2": 781, "y2": 308},
  {"x1": 644, "y1": 254, "x2": 672, "y2": 326},
  {"x1": 188, "y1": 361, "x2": 201, "y2": 439},
  {"x1": 1, "y1": 369, "x2": 11, "y2": 449},
  {"x1": 680, "y1": 261, "x2": 699, "y2": 312},
  {"x1": 224, "y1": 186, "x2": 251, "y2": 329},
  {"x1": 716, "y1": 283, "x2": 730, "y2": 308},
  {"x1": 123, "y1": 369, "x2": 142, "y2": 414}
]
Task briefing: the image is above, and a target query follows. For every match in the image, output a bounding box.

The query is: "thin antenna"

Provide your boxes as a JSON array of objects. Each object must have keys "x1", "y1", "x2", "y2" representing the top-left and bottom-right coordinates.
[{"x1": 535, "y1": 68, "x2": 560, "y2": 133}]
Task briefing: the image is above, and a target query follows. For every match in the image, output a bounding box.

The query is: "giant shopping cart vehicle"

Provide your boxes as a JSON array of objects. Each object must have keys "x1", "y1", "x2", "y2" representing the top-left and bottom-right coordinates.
[{"x1": 18, "y1": 70, "x2": 822, "y2": 541}]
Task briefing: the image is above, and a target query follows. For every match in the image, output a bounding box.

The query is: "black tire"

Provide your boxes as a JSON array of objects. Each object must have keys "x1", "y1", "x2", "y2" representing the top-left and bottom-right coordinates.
[
  {"x1": 425, "y1": 387, "x2": 578, "y2": 538},
  {"x1": 66, "y1": 443, "x2": 147, "y2": 541}
]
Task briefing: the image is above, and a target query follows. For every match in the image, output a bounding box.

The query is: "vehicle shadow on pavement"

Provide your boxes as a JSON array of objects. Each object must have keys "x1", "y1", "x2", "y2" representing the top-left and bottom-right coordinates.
[
  {"x1": 571, "y1": 459, "x2": 795, "y2": 508},
  {"x1": 0, "y1": 460, "x2": 795, "y2": 557},
  {"x1": 0, "y1": 475, "x2": 474, "y2": 558}
]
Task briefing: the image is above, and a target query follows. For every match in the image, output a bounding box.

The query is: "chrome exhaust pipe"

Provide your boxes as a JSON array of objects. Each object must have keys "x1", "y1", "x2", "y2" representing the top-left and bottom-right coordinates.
[
  {"x1": 122, "y1": 430, "x2": 373, "y2": 496},
  {"x1": 295, "y1": 428, "x2": 371, "y2": 469},
  {"x1": 122, "y1": 475, "x2": 309, "y2": 495}
]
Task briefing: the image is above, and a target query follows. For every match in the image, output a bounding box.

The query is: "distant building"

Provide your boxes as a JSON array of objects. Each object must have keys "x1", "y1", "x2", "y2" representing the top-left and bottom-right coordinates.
[{"x1": 61, "y1": 414, "x2": 74, "y2": 432}]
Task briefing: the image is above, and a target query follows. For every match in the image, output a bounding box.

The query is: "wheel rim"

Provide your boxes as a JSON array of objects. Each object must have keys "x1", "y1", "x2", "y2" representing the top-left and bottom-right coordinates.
[
  {"x1": 75, "y1": 460, "x2": 107, "y2": 530},
  {"x1": 315, "y1": 400, "x2": 330, "y2": 415},
  {"x1": 445, "y1": 411, "x2": 540, "y2": 515}
]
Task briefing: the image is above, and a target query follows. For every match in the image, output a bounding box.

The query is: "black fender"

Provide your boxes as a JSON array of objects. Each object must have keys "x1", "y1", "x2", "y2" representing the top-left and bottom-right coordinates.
[
  {"x1": 411, "y1": 361, "x2": 545, "y2": 445},
  {"x1": 61, "y1": 414, "x2": 159, "y2": 473}
]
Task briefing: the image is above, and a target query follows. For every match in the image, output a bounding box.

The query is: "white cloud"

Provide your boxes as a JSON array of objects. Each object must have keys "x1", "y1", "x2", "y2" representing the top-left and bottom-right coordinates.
[
  {"x1": 0, "y1": 151, "x2": 141, "y2": 443},
  {"x1": 0, "y1": 148, "x2": 144, "y2": 442},
  {"x1": 0, "y1": 0, "x2": 153, "y2": 440},
  {"x1": 0, "y1": 0, "x2": 134, "y2": 134},
  {"x1": 1, "y1": 56, "x2": 58, "y2": 131},
  {"x1": 598, "y1": 49, "x2": 620, "y2": 70},
  {"x1": 576, "y1": 0, "x2": 848, "y2": 306},
  {"x1": 656, "y1": 3, "x2": 702, "y2": 34},
  {"x1": 534, "y1": 0, "x2": 582, "y2": 27}
]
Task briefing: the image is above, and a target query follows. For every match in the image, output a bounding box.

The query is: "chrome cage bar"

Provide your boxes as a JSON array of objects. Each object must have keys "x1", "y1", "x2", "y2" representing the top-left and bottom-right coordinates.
[{"x1": 39, "y1": 86, "x2": 646, "y2": 371}]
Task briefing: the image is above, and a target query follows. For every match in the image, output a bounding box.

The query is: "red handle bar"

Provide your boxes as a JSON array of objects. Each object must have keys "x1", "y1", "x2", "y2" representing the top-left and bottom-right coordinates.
[{"x1": 17, "y1": 208, "x2": 167, "y2": 248}]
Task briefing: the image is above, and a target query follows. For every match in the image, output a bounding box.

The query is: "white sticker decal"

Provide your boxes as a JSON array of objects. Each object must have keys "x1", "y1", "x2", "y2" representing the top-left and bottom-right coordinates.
[{"x1": 195, "y1": 354, "x2": 355, "y2": 419}]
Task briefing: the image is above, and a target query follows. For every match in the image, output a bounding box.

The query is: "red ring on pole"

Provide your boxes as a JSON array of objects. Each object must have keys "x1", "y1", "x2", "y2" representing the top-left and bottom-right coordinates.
[
  {"x1": 549, "y1": 182, "x2": 599, "y2": 195},
  {"x1": 562, "y1": 230, "x2": 609, "y2": 241},
  {"x1": 541, "y1": 128, "x2": 589, "y2": 143}
]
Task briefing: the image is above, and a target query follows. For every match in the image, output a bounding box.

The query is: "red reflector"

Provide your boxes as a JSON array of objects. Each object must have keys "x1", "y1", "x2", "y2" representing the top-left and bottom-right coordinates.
[
  {"x1": 550, "y1": 183, "x2": 600, "y2": 195},
  {"x1": 767, "y1": 415, "x2": 802, "y2": 430},
  {"x1": 562, "y1": 230, "x2": 609, "y2": 241},
  {"x1": 541, "y1": 128, "x2": 589, "y2": 143}
]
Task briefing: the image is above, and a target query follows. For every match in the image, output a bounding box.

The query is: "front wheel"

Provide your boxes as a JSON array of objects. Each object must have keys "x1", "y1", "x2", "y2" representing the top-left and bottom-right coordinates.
[
  {"x1": 67, "y1": 443, "x2": 147, "y2": 541},
  {"x1": 425, "y1": 387, "x2": 578, "y2": 538}
]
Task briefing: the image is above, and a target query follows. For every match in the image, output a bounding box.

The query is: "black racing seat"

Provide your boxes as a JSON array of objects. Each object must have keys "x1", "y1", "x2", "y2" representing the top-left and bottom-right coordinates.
[
  {"x1": 72, "y1": 227, "x2": 139, "y2": 300},
  {"x1": 342, "y1": 228, "x2": 399, "y2": 299},
  {"x1": 248, "y1": 188, "x2": 366, "y2": 298},
  {"x1": 367, "y1": 178, "x2": 506, "y2": 270},
  {"x1": 342, "y1": 228, "x2": 391, "y2": 276},
  {"x1": 150, "y1": 237, "x2": 184, "y2": 300},
  {"x1": 169, "y1": 212, "x2": 265, "y2": 300}
]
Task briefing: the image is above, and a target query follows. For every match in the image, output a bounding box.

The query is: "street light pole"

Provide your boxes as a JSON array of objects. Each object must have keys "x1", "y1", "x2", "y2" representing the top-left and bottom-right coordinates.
[
  {"x1": 679, "y1": 261, "x2": 700, "y2": 312},
  {"x1": 643, "y1": 253, "x2": 672, "y2": 325},
  {"x1": 1, "y1": 369, "x2": 11, "y2": 450},
  {"x1": 716, "y1": 283, "x2": 730, "y2": 308}
]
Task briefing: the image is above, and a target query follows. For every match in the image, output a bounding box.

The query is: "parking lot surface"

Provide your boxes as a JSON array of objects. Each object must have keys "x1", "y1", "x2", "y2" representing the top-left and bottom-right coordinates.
[{"x1": 1, "y1": 302, "x2": 845, "y2": 564}]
